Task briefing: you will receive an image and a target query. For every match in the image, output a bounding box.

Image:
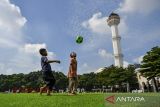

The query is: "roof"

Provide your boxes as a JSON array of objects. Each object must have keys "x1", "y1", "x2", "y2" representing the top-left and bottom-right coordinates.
[{"x1": 109, "y1": 12, "x2": 119, "y2": 17}]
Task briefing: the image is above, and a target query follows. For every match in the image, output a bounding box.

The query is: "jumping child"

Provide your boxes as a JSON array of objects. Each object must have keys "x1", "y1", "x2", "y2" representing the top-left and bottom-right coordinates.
[{"x1": 39, "y1": 48, "x2": 60, "y2": 96}]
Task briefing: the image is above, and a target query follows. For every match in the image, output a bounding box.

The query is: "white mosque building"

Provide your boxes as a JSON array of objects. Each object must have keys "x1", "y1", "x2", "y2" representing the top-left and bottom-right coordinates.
[{"x1": 94, "y1": 12, "x2": 160, "y2": 92}]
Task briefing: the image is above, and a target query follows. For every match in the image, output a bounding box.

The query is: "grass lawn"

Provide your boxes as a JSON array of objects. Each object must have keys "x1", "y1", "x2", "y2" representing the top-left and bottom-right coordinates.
[{"x1": 0, "y1": 93, "x2": 160, "y2": 107}]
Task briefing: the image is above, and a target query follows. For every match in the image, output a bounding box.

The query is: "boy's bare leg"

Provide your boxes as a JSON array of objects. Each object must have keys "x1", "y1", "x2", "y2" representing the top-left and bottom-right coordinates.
[
  {"x1": 72, "y1": 81, "x2": 77, "y2": 95},
  {"x1": 68, "y1": 78, "x2": 74, "y2": 95},
  {"x1": 47, "y1": 90, "x2": 50, "y2": 95},
  {"x1": 46, "y1": 87, "x2": 51, "y2": 96},
  {"x1": 68, "y1": 86, "x2": 74, "y2": 95},
  {"x1": 40, "y1": 85, "x2": 47, "y2": 95},
  {"x1": 68, "y1": 85, "x2": 75, "y2": 95}
]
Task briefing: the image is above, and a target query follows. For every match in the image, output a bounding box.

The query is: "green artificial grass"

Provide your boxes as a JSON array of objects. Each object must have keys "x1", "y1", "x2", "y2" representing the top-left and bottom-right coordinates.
[{"x1": 0, "y1": 93, "x2": 159, "y2": 107}]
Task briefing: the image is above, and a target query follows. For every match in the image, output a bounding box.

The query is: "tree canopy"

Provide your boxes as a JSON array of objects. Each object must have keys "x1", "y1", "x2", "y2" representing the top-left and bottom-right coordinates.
[
  {"x1": 0, "y1": 64, "x2": 138, "y2": 92},
  {"x1": 140, "y1": 46, "x2": 160, "y2": 79}
]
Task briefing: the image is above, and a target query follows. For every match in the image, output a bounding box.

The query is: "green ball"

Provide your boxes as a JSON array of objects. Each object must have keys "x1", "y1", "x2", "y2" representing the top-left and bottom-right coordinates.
[{"x1": 76, "y1": 36, "x2": 83, "y2": 44}]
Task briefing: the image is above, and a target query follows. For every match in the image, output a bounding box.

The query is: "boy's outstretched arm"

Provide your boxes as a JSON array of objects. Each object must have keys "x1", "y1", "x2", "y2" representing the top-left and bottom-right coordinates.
[{"x1": 47, "y1": 60, "x2": 60, "y2": 63}]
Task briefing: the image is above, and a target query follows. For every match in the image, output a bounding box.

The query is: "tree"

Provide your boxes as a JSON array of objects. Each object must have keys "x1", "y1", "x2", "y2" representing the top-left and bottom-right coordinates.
[
  {"x1": 97, "y1": 65, "x2": 138, "y2": 92},
  {"x1": 0, "y1": 71, "x2": 68, "y2": 92},
  {"x1": 78, "y1": 72, "x2": 97, "y2": 91},
  {"x1": 0, "y1": 65, "x2": 138, "y2": 92},
  {"x1": 140, "y1": 46, "x2": 160, "y2": 92},
  {"x1": 53, "y1": 71, "x2": 68, "y2": 90},
  {"x1": 125, "y1": 65, "x2": 139, "y2": 92}
]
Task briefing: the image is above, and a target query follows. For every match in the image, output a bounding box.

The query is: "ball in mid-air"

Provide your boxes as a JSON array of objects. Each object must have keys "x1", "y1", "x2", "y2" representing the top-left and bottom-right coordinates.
[{"x1": 76, "y1": 35, "x2": 83, "y2": 44}]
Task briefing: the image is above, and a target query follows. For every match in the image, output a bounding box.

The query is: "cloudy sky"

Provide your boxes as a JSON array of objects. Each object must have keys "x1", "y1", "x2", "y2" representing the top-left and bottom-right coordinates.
[{"x1": 0, "y1": 0, "x2": 160, "y2": 75}]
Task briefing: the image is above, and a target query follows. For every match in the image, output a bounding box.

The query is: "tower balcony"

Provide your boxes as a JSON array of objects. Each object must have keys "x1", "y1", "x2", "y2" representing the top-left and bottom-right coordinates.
[
  {"x1": 107, "y1": 13, "x2": 120, "y2": 26},
  {"x1": 114, "y1": 53, "x2": 123, "y2": 58},
  {"x1": 112, "y1": 36, "x2": 121, "y2": 40}
]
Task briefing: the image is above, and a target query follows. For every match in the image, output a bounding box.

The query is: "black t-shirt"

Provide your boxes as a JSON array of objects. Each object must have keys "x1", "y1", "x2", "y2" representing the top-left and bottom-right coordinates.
[{"x1": 41, "y1": 56, "x2": 52, "y2": 72}]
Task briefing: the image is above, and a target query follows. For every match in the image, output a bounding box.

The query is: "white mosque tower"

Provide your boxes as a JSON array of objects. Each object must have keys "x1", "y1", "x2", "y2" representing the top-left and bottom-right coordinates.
[{"x1": 107, "y1": 13, "x2": 123, "y2": 67}]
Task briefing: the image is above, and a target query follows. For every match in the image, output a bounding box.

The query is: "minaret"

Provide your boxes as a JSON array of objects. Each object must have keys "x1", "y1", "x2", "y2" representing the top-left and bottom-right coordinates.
[{"x1": 107, "y1": 13, "x2": 123, "y2": 67}]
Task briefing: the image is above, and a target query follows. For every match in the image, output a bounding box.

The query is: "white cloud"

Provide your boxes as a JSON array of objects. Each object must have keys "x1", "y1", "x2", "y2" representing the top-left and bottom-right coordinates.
[
  {"x1": 133, "y1": 55, "x2": 144, "y2": 64},
  {"x1": 80, "y1": 12, "x2": 128, "y2": 51},
  {"x1": 0, "y1": 0, "x2": 27, "y2": 30},
  {"x1": 20, "y1": 43, "x2": 56, "y2": 62},
  {"x1": 78, "y1": 49, "x2": 114, "y2": 74},
  {"x1": 98, "y1": 49, "x2": 129, "y2": 68},
  {"x1": 21, "y1": 43, "x2": 56, "y2": 59},
  {"x1": 2, "y1": 43, "x2": 57, "y2": 74},
  {"x1": 21, "y1": 43, "x2": 56, "y2": 57},
  {"x1": 82, "y1": 12, "x2": 109, "y2": 35},
  {"x1": 0, "y1": 0, "x2": 27, "y2": 48},
  {"x1": 123, "y1": 61, "x2": 129, "y2": 68},
  {"x1": 98, "y1": 49, "x2": 113, "y2": 59},
  {"x1": 94, "y1": 60, "x2": 129, "y2": 73},
  {"x1": 23, "y1": 43, "x2": 46, "y2": 54},
  {"x1": 78, "y1": 62, "x2": 99, "y2": 74},
  {"x1": 82, "y1": 12, "x2": 128, "y2": 35},
  {"x1": 0, "y1": 1, "x2": 57, "y2": 74},
  {"x1": 82, "y1": 63, "x2": 89, "y2": 68},
  {"x1": 0, "y1": 0, "x2": 27, "y2": 74},
  {"x1": 118, "y1": 0, "x2": 160, "y2": 14}
]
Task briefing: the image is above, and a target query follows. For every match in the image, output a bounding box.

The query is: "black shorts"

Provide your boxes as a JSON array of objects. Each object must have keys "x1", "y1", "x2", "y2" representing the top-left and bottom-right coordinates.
[{"x1": 42, "y1": 71, "x2": 56, "y2": 90}]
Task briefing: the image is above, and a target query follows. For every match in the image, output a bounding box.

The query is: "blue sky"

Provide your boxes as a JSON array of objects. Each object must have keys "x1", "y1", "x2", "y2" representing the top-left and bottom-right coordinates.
[{"x1": 0, "y1": 0, "x2": 160, "y2": 75}]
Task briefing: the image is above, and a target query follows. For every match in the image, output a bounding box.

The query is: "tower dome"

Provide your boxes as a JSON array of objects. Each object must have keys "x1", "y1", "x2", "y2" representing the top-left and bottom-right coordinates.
[
  {"x1": 109, "y1": 12, "x2": 119, "y2": 17},
  {"x1": 107, "y1": 12, "x2": 120, "y2": 26}
]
